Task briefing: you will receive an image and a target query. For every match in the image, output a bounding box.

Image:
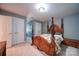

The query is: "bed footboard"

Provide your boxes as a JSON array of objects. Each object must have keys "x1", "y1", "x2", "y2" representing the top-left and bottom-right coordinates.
[{"x1": 32, "y1": 36, "x2": 55, "y2": 55}]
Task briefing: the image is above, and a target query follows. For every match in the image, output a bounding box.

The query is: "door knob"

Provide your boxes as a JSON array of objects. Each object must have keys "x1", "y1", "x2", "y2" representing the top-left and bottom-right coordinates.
[
  {"x1": 15, "y1": 32, "x2": 18, "y2": 34},
  {"x1": 9, "y1": 33, "x2": 12, "y2": 34}
]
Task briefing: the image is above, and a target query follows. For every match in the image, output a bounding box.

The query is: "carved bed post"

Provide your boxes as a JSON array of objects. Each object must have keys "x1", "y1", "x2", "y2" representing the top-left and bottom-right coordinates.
[
  {"x1": 31, "y1": 21, "x2": 34, "y2": 45},
  {"x1": 61, "y1": 17, "x2": 64, "y2": 38},
  {"x1": 51, "y1": 17, "x2": 55, "y2": 39},
  {"x1": 49, "y1": 17, "x2": 56, "y2": 56}
]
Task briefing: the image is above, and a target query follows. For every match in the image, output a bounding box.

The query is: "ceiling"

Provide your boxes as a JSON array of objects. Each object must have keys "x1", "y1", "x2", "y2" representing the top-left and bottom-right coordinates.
[{"x1": 0, "y1": 3, "x2": 79, "y2": 21}]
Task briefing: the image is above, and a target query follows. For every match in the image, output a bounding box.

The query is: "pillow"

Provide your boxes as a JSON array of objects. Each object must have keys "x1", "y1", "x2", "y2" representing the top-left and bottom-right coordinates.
[{"x1": 54, "y1": 34, "x2": 63, "y2": 45}]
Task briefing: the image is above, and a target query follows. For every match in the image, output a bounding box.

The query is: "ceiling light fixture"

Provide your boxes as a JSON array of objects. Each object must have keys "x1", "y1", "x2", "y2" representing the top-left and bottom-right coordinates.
[
  {"x1": 39, "y1": 7, "x2": 45, "y2": 12},
  {"x1": 35, "y1": 4, "x2": 47, "y2": 12}
]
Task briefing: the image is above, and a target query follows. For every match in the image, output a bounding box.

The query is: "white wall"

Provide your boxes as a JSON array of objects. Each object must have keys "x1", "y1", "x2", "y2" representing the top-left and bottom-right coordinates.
[
  {"x1": 48, "y1": 13, "x2": 79, "y2": 40},
  {"x1": 42, "y1": 22, "x2": 47, "y2": 33},
  {"x1": 64, "y1": 13, "x2": 79, "y2": 40}
]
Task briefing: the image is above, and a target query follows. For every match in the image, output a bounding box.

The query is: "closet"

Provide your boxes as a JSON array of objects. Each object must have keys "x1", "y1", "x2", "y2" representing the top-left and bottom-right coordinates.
[
  {"x1": 0, "y1": 15, "x2": 25, "y2": 48},
  {"x1": 12, "y1": 17, "x2": 24, "y2": 45}
]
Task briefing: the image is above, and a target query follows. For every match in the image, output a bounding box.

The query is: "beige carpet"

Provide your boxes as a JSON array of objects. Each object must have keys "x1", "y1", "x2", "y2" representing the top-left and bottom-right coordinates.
[
  {"x1": 59, "y1": 45, "x2": 79, "y2": 56},
  {"x1": 6, "y1": 43, "x2": 79, "y2": 56},
  {"x1": 6, "y1": 43, "x2": 47, "y2": 56}
]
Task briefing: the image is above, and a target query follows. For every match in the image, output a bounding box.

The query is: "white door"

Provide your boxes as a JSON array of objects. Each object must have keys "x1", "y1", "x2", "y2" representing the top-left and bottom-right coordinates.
[
  {"x1": 12, "y1": 17, "x2": 24, "y2": 45},
  {"x1": 0, "y1": 15, "x2": 12, "y2": 48},
  {"x1": 0, "y1": 15, "x2": 25, "y2": 47},
  {"x1": 7, "y1": 17, "x2": 13, "y2": 48},
  {"x1": 34, "y1": 22, "x2": 42, "y2": 35}
]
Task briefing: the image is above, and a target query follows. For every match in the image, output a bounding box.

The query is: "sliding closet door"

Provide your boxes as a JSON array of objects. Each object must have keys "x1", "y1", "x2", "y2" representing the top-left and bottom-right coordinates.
[
  {"x1": 7, "y1": 17, "x2": 13, "y2": 48},
  {"x1": 33, "y1": 22, "x2": 42, "y2": 35},
  {"x1": 0, "y1": 15, "x2": 25, "y2": 47},
  {"x1": 12, "y1": 18, "x2": 17, "y2": 45},
  {"x1": 0, "y1": 15, "x2": 12, "y2": 48},
  {"x1": 12, "y1": 17, "x2": 24, "y2": 45},
  {"x1": 15, "y1": 17, "x2": 25, "y2": 44}
]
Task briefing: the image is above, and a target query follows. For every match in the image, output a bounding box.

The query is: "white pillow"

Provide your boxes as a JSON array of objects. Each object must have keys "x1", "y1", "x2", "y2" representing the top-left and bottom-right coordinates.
[{"x1": 54, "y1": 34, "x2": 63, "y2": 45}]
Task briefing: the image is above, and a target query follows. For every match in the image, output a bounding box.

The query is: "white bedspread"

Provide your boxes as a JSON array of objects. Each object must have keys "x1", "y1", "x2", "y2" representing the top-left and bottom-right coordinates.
[
  {"x1": 40, "y1": 34, "x2": 52, "y2": 43},
  {"x1": 54, "y1": 34, "x2": 63, "y2": 54},
  {"x1": 40, "y1": 34, "x2": 63, "y2": 44},
  {"x1": 40, "y1": 34, "x2": 64, "y2": 54}
]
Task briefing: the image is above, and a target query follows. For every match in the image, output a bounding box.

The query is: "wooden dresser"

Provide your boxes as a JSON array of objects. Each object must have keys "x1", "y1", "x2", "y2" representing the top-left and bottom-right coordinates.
[
  {"x1": 0, "y1": 41, "x2": 6, "y2": 56},
  {"x1": 62, "y1": 38, "x2": 79, "y2": 48}
]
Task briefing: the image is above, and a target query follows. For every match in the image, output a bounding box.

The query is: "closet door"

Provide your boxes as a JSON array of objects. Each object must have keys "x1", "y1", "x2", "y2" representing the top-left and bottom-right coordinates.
[
  {"x1": 0, "y1": 15, "x2": 12, "y2": 48},
  {"x1": 12, "y1": 17, "x2": 24, "y2": 45},
  {"x1": 7, "y1": 17, "x2": 13, "y2": 48},
  {"x1": 33, "y1": 22, "x2": 42, "y2": 35},
  {"x1": 15, "y1": 17, "x2": 25, "y2": 44},
  {"x1": 12, "y1": 18, "x2": 17, "y2": 45},
  {"x1": 0, "y1": 15, "x2": 25, "y2": 47}
]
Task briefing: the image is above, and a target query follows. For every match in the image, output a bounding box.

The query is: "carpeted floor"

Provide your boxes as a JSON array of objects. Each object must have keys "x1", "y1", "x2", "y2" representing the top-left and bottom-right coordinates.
[
  {"x1": 6, "y1": 43, "x2": 47, "y2": 56},
  {"x1": 59, "y1": 45, "x2": 79, "y2": 56},
  {"x1": 6, "y1": 43, "x2": 79, "y2": 56}
]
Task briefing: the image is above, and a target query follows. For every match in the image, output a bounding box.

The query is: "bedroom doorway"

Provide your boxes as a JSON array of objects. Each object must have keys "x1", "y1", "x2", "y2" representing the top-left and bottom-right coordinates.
[
  {"x1": 26, "y1": 21, "x2": 32, "y2": 44},
  {"x1": 32, "y1": 21, "x2": 42, "y2": 35}
]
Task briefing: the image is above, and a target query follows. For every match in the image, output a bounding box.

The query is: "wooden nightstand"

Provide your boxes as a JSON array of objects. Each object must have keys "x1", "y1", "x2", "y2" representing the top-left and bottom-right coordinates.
[{"x1": 0, "y1": 41, "x2": 6, "y2": 56}]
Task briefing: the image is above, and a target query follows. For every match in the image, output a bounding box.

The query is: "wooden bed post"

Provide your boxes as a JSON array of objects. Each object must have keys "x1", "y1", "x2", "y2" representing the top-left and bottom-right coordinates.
[
  {"x1": 51, "y1": 17, "x2": 55, "y2": 39},
  {"x1": 61, "y1": 17, "x2": 64, "y2": 38},
  {"x1": 49, "y1": 17, "x2": 56, "y2": 56},
  {"x1": 31, "y1": 21, "x2": 34, "y2": 45}
]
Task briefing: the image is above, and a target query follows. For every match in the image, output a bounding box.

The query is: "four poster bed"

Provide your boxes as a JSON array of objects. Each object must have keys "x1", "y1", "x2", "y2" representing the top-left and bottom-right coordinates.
[{"x1": 32, "y1": 17, "x2": 64, "y2": 56}]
